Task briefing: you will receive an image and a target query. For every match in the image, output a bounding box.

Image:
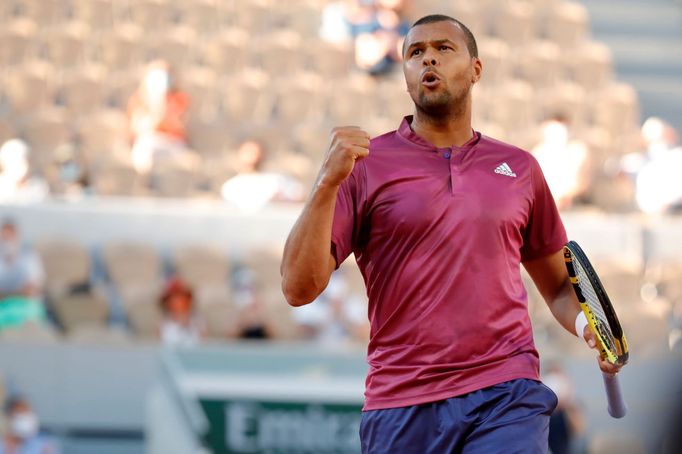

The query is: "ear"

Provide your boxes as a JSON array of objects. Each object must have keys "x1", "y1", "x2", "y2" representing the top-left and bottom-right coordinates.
[{"x1": 471, "y1": 57, "x2": 483, "y2": 84}]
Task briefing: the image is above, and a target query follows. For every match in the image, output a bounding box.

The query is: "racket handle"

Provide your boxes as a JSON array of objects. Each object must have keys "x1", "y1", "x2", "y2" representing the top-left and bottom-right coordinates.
[{"x1": 602, "y1": 372, "x2": 627, "y2": 418}]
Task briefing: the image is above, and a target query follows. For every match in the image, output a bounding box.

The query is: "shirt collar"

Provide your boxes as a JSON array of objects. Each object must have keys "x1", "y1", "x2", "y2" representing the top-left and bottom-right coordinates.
[{"x1": 397, "y1": 115, "x2": 481, "y2": 152}]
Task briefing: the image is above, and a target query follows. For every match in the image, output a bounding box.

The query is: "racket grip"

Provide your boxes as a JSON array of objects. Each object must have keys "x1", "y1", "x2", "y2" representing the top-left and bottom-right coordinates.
[{"x1": 602, "y1": 372, "x2": 627, "y2": 418}]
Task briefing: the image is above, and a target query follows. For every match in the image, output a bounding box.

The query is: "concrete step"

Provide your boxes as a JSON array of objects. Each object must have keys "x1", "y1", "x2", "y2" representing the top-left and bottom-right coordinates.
[{"x1": 579, "y1": 0, "x2": 682, "y2": 130}]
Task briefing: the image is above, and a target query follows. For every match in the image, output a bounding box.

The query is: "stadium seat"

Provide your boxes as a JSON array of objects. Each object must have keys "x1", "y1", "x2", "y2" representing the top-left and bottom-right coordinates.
[
  {"x1": 195, "y1": 286, "x2": 238, "y2": 339},
  {"x1": 272, "y1": 73, "x2": 326, "y2": 125},
  {"x1": 186, "y1": 119, "x2": 236, "y2": 158},
  {"x1": 40, "y1": 21, "x2": 91, "y2": 69},
  {"x1": 172, "y1": 244, "x2": 231, "y2": 290},
  {"x1": 256, "y1": 29, "x2": 304, "y2": 76},
  {"x1": 19, "y1": 108, "x2": 72, "y2": 167},
  {"x1": 104, "y1": 68, "x2": 140, "y2": 110},
  {"x1": 566, "y1": 41, "x2": 614, "y2": 90},
  {"x1": 91, "y1": 24, "x2": 145, "y2": 70},
  {"x1": 201, "y1": 27, "x2": 250, "y2": 75},
  {"x1": 306, "y1": 41, "x2": 355, "y2": 78},
  {"x1": 240, "y1": 246, "x2": 284, "y2": 293},
  {"x1": 102, "y1": 242, "x2": 163, "y2": 290},
  {"x1": 52, "y1": 292, "x2": 110, "y2": 334},
  {"x1": 176, "y1": 0, "x2": 224, "y2": 36},
  {"x1": 591, "y1": 81, "x2": 640, "y2": 137},
  {"x1": 490, "y1": 1, "x2": 537, "y2": 45},
  {"x1": 488, "y1": 80, "x2": 536, "y2": 132},
  {"x1": 125, "y1": 298, "x2": 163, "y2": 339},
  {"x1": 18, "y1": 0, "x2": 70, "y2": 28},
  {"x1": 144, "y1": 26, "x2": 199, "y2": 70},
  {"x1": 221, "y1": 70, "x2": 275, "y2": 124},
  {"x1": 92, "y1": 163, "x2": 144, "y2": 197},
  {"x1": 292, "y1": 120, "x2": 332, "y2": 161},
  {"x1": 76, "y1": 109, "x2": 129, "y2": 158},
  {"x1": 476, "y1": 37, "x2": 512, "y2": 86},
  {"x1": 4, "y1": 61, "x2": 55, "y2": 115},
  {"x1": 326, "y1": 75, "x2": 380, "y2": 126},
  {"x1": 0, "y1": 18, "x2": 38, "y2": 67},
  {"x1": 117, "y1": 283, "x2": 163, "y2": 338},
  {"x1": 146, "y1": 150, "x2": 202, "y2": 198},
  {"x1": 544, "y1": 1, "x2": 590, "y2": 49},
  {"x1": 35, "y1": 238, "x2": 91, "y2": 298},
  {"x1": 71, "y1": 0, "x2": 121, "y2": 30},
  {"x1": 537, "y1": 82, "x2": 589, "y2": 129},
  {"x1": 126, "y1": 0, "x2": 178, "y2": 32},
  {"x1": 180, "y1": 66, "x2": 221, "y2": 122},
  {"x1": 514, "y1": 40, "x2": 562, "y2": 88},
  {"x1": 55, "y1": 66, "x2": 109, "y2": 117}
]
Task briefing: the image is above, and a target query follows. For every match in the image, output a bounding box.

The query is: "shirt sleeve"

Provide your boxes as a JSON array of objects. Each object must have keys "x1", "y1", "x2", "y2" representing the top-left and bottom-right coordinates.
[
  {"x1": 520, "y1": 154, "x2": 568, "y2": 262},
  {"x1": 330, "y1": 164, "x2": 366, "y2": 269}
]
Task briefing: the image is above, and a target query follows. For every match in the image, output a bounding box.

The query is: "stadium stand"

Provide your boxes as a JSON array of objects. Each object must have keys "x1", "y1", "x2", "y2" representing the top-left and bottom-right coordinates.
[{"x1": 0, "y1": 1, "x2": 680, "y2": 452}]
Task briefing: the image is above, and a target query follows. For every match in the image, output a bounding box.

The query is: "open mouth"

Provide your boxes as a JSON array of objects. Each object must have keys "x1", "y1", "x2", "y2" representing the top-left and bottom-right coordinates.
[{"x1": 421, "y1": 71, "x2": 441, "y2": 87}]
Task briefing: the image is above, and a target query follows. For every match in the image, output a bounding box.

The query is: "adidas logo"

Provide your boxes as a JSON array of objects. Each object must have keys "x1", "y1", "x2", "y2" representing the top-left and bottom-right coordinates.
[{"x1": 494, "y1": 162, "x2": 517, "y2": 178}]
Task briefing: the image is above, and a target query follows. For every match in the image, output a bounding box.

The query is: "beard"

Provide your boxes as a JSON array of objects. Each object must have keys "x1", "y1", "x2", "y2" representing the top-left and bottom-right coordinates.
[{"x1": 413, "y1": 83, "x2": 470, "y2": 120}]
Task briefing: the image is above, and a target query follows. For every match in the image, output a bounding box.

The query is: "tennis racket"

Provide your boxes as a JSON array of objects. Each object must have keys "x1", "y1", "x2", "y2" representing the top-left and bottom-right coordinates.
[{"x1": 563, "y1": 240, "x2": 629, "y2": 418}]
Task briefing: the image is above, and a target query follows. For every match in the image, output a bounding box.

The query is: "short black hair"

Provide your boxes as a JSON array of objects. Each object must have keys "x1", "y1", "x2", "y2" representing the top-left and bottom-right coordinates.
[{"x1": 406, "y1": 14, "x2": 478, "y2": 58}]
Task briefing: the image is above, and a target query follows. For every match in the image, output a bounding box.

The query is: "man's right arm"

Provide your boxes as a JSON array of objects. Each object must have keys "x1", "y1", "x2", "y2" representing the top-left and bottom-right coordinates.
[{"x1": 280, "y1": 126, "x2": 370, "y2": 307}]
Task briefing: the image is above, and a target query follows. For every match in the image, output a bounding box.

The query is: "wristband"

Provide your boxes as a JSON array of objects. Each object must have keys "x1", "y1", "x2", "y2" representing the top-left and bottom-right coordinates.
[{"x1": 575, "y1": 311, "x2": 588, "y2": 338}]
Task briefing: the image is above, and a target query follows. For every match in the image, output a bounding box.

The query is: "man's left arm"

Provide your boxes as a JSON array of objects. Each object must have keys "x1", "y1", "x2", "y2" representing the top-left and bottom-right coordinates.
[{"x1": 523, "y1": 249, "x2": 622, "y2": 375}]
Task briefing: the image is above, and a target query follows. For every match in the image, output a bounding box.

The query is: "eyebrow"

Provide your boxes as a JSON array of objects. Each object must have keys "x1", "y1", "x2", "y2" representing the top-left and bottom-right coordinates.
[{"x1": 404, "y1": 39, "x2": 457, "y2": 54}]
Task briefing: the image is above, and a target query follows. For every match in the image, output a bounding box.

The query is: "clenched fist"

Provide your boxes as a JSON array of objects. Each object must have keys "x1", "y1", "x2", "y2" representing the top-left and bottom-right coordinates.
[{"x1": 318, "y1": 126, "x2": 370, "y2": 187}]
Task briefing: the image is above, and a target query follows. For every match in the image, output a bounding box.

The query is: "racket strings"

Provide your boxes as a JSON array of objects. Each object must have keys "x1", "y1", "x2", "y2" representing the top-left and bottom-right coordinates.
[{"x1": 573, "y1": 259, "x2": 617, "y2": 352}]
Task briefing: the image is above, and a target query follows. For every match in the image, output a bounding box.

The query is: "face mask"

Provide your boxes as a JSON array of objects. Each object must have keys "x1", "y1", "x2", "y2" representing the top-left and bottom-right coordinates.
[
  {"x1": 60, "y1": 161, "x2": 80, "y2": 183},
  {"x1": 10, "y1": 412, "x2": 39, "y2": 439}
]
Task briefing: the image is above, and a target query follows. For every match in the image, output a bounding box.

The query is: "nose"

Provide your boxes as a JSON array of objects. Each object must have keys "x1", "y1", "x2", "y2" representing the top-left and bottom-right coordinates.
[{"x1": 421, "y1": 49, "x2": 439, "y2": 67}]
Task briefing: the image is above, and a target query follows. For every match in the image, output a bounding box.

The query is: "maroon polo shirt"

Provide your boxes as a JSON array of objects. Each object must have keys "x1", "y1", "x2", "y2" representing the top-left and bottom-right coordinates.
[{"x1": 331, "y1": 116, "x2": 567, "y2": 411}]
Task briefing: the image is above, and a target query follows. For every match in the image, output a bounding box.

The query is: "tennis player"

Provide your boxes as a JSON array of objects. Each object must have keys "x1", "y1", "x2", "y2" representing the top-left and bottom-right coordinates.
[{"x1": 281, "y1": 14, "x2": 623, "y2": 453}]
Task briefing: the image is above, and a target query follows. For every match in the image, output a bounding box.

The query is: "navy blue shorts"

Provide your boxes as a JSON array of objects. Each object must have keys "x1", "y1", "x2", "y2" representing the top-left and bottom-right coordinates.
[{"x1": 360, "y1": 379, "x2": 558, "y2": 454}]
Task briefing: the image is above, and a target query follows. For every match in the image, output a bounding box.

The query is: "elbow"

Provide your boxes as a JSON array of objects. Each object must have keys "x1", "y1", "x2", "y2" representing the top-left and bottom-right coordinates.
[{"x1": 281, "y1": 276, "x2": 323, "y2": 307}]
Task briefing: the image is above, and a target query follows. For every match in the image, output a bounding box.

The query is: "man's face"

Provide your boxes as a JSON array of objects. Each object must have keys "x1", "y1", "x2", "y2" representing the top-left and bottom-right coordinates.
[{"x1": 402, "y1": 21, "x2": 481, "y2": 117}]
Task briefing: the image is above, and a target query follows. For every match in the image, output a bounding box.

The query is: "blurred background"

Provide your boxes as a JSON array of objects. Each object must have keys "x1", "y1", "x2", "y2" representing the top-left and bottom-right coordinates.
[{"x1": 0, "y1": 0, "x2": 681, "y2": 453}]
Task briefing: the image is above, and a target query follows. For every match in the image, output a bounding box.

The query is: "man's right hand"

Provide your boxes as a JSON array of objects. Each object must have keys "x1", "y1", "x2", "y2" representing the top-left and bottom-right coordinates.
[{"x1": 318, "y1": 126, "x2": 370, "y2": 187}]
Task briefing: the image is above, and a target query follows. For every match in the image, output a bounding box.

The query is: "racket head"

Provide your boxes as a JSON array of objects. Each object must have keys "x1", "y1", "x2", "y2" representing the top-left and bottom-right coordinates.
[{"x1": 563, "y1": 241, "x2": 629, "y2": 365}]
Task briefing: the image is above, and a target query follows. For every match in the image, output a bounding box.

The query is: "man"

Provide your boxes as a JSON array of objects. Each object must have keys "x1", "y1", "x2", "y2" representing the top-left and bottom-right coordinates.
[
  {"x1": 0, "y1": 220, "x2": 44, "y2": 301},
  {"x1": 0, "y1": 395, "x2": 60, "y2": 454},
  {"x1": 0, "y1": 219, "x2": 47, "y2": 331},
  {"x1": 281, "y1": 14, "x2": 622, "y2": 453}
]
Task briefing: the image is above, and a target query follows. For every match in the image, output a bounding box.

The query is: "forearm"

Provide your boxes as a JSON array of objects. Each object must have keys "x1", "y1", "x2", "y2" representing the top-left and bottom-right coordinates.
[
  {"x1": 280, "y1": 181, "x2": 339, "y2": 306},
  {"x1": 546, "y1": 277, "x2": 583, "y2": 336}
]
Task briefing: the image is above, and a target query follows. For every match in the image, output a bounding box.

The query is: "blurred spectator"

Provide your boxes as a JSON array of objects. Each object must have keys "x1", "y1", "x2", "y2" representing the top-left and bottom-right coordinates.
[
  {"x1": 292, "y1": 272, "x2": 368, "y2": 345},
  {"x1": 158, "y1": 277, "x2": 204, "y2": 347},
  {"x1": 620, "y1": 117, "x2": 682, "y2": 214},
  {"x1": 543, "y1": 363, "x2": 586, "y2": 454},
  {"x1": 235, "y1": 297, "x2": 274, "y2": 340},
  {"x1": 230, "y1": 267, "x2": 274, "y2": 340},
  {"x1": 0, "y1": 220, "x2": 47, "y2": 332},
  {"x1": 0, "y1": 139, "x2": 48, "y2": 203},
  {"x1": 127, "y1": 60, "x2": 190, "y2": 174},
  {"x1": 320, "y1": 0, "x2": 410, "y2": 75},
  {"x1": 0, "y1": 395, "x2": 60, "y2": 454},
  {"x1": 50, "y1": 143, "x2": 91, "y2": 198},
  {"x1": 220, "y1": 140, "x2": 304, "y2": 211},
  {"x1": 531, "y1": 115, "x2": 591, "y2": 210}
]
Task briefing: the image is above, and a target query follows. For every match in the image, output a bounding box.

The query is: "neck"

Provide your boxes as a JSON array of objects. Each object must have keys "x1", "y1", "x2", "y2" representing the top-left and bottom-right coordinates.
[{"x1": 411, "y1": 98, "x2": 474, "y2": 148}]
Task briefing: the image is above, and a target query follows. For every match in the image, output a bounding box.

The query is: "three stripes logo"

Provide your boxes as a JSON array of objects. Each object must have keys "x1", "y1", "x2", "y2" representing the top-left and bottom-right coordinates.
[{"x1": 494, "y1": 162, "x2": 517, "y2": 178}]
